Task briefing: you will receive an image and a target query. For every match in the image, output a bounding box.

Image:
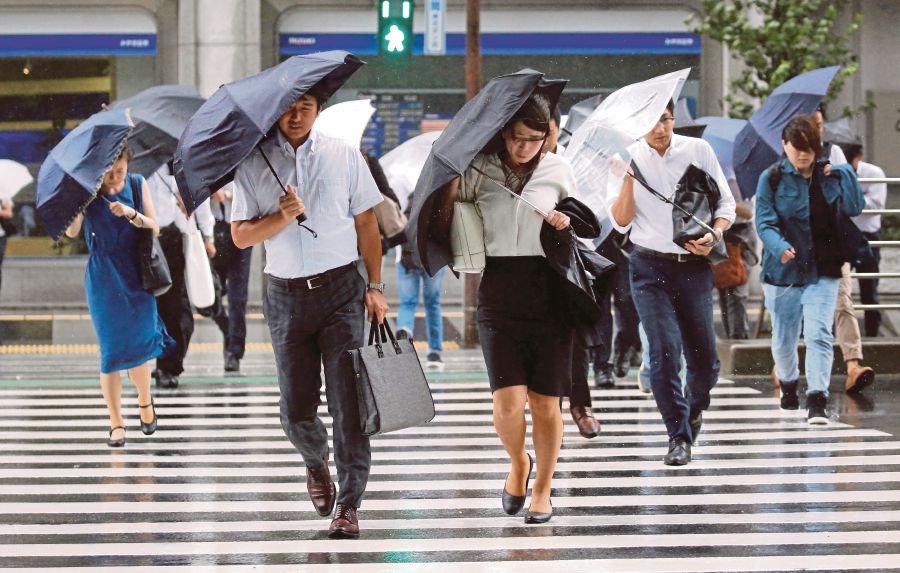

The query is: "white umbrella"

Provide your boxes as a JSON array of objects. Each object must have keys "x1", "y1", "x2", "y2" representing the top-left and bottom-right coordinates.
[
  {"x1": 562, "y1": 68, "x2": 690, "y2": 245},
  {"x1": 315, "y1": 99, "x2": 376, "y2": 148},
  {"x1": 380, "y1": 130, "x2": 442, "y2": 210},
  {"x1": 0, "y1": 159, "x2": 34, "y2": 202}
]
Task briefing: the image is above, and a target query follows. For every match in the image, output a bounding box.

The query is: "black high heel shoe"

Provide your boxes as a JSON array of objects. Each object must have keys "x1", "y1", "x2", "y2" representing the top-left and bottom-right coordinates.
[
  {"x1": 524, "y1": 499, "x2": 553, "y2": 524},
  {"x1": 139, "y1": 399, "x2": 158, "y2": 435},
  {"x1": 107, "y1": 426, "x2": 126, "y2": 448},
  {"x1": 501, "y1": 453, "x2": 534, "y2": 515}
]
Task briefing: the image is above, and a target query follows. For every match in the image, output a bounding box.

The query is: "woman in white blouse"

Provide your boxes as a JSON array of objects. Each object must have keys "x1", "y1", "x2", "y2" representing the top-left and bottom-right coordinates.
[{"x1": 434, "y1": 93, "x2": 573, "y2": 524}]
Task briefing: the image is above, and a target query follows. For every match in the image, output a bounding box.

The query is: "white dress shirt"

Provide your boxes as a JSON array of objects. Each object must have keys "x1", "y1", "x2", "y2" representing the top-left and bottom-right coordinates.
[
  {"x1": 608, "y1": 134, "x2": 736, "y2": 254},
  {"x1": 851, "y1": 160, "x2": 887, "y2": 233},
  {"x1": 231, "y1": 129, "x2": 383, "y2": 279},
  {"x1": 146, "y1": 166, "x2": 214, "y2": 238}
]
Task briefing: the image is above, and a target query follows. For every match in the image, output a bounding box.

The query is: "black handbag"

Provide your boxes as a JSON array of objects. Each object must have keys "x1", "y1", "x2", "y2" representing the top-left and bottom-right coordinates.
[
  {"x1": 130, "y1": 175, "x2": 172, "y2": 296},
  {"x1": 0, "y1": 217, "x2": 17, "y2": 237},
  {"x1": 350, "y1": 320, "x2": 435, "y2": 436}
]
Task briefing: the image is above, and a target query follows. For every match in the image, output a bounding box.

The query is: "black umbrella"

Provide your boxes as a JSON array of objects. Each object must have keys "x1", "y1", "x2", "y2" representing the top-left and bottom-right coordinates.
[
  {"x1": 173, "y1": 51, "x2": 364, "y2": 215},
  {"x1": 108, "y1": 85, "x2": 205, "y2": 177},
  {"x1": 408, "y1": 69, "x2": 567, "y2": 275}
]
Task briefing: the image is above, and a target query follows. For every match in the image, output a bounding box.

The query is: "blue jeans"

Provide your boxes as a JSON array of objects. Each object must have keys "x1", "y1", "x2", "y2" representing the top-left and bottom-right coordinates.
[
  {"x1": 396, "y1": 262, "x2": 445, "y2": 354},
  {"x1": 763, "y1": 278, "x2": 840, "y2": 397},
  {"x1": 630, "y1": 251, "x2": 719, "y2": 441}
]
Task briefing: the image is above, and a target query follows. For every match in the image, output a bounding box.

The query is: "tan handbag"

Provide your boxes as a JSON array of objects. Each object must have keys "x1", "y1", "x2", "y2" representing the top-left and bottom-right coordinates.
[
  {"x1": 373, "y1": 195, "x2": 408, "y2": 240},
  {"x1": 711, "y1": 242, "x2": 748, "y2": 289},
  {"x1": 450, "y1": 160, "x2": 486, "y2": 273}
]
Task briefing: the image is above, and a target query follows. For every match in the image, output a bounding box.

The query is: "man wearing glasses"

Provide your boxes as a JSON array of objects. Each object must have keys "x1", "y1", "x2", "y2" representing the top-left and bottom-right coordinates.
[{"x1": 607, "y1": 99, "x2": 735, "y2": 466}]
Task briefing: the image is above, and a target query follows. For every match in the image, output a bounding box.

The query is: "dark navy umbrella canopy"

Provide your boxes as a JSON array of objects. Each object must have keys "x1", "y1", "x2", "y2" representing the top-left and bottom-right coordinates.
[
  {"x1": 408, "y1": 69, "x2": 567, "y2": 275},
  {"x1": 109, "y1": 85, "x2": 204, "y2": 177},
  {"x1": 558, "y1": 93, "x2": 605, "y2": 147},
  {"x1": 36, "y1": 108, "x2": 133, "y2": 240},
  {"x1": 733, "y1": 66, "x2": 839, "y2": 198},
  {"x1": 173, "y1": 51, "x2": 364, "y2": 214}
]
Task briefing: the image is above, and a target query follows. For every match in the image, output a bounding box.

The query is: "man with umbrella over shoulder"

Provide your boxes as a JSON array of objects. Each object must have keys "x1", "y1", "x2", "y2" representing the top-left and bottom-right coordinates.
[
  {"x1": 174, "y1": 52, "x2": 387, "y2": 539},
  {"x1": 608, "y1": 99, "x2": 735, "y2": 466}
]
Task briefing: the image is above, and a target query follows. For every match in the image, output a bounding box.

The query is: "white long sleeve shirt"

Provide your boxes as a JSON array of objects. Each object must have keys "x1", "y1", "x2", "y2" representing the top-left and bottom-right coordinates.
[
  {"x1": 852, "y1": 160, "x2": 887, "y2": 233},
  {"x1": 147, "y1": 166, "x2": 214, "y2": 238}
]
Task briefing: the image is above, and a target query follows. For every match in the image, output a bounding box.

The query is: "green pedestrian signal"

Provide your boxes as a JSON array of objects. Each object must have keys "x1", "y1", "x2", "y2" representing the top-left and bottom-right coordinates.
[{"x1": 378, "y1": 0, "x2": 414, "y2": 56}]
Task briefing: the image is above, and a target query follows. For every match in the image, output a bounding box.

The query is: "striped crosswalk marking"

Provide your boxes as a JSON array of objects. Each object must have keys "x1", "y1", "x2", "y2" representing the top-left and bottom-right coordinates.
[{"x1": 0, "y1": 366, "x2": 898, "y2": 571}]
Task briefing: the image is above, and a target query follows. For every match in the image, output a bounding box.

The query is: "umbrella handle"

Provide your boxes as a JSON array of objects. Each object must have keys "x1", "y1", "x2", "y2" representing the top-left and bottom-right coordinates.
[{"x1": 256, "y1": 143, "x2": 316, "y2": 237}]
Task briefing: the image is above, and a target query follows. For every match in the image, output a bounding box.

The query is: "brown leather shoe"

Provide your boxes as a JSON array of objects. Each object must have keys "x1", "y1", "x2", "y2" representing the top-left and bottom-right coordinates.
[
  {"x1": 570, "y1": 406, "x2": 601, "y2": 439},
  {"x1": 328, "y1": 503, "x2": 359, "y2": 539},
  {"x1": 846, "y1": 365, "x2": 875, "y2": 395},
  {"x1": 306, "y1": 456, "x2": 336, "y2": 517}
]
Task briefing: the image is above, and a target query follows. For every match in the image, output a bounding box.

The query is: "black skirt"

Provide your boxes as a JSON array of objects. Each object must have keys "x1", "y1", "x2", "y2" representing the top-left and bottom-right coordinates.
[{"x1": 477, "y1": 256, "x2": 574, "y2": 397}]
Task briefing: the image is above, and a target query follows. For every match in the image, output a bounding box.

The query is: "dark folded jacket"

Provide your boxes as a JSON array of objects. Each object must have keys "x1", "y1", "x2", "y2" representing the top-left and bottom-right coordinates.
[{"x1": 540, "y1": 197, "x2": 615, "y2": 337}]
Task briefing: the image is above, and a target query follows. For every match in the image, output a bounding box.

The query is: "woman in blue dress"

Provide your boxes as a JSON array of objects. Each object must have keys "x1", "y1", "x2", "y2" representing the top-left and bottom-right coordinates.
[{"x1": 65, "y1": 147, "x2": 170, "y2": 447}]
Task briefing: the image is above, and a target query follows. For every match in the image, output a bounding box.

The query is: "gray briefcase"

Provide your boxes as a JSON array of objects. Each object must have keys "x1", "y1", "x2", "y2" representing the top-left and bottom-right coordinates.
[{"x1": 350, "y1": 320, "x2": 435, "y2": 436}]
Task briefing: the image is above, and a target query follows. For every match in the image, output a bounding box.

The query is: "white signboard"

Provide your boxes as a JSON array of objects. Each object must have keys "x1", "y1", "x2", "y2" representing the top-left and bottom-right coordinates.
[{"x1": 424, "y1": 0, "x2": 446, "y2": 55}]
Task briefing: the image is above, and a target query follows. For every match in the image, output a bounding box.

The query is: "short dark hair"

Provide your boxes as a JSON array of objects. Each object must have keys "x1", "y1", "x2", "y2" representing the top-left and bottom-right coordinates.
[
  {"x1": 505, "y1": 93, "x2": 551, "y2": 135},
  {"x1": 782, "y1": 114, "x2": 823, "y2": 157},
  {"x1": 551, "y1": 105, "x2": 561, "y2": 127},
  {"x1": 839, "y1": 142, "x2": 863, "y2": 161},
  {"x1": 815, "y1": 104, "x2": 827, "y2": 121},
  {"x1": 117, "y1": 146, "x2": 133, "y2": 162},
  {"x1": 666, "y1": 99, "x2": 675, "y2": 114}
]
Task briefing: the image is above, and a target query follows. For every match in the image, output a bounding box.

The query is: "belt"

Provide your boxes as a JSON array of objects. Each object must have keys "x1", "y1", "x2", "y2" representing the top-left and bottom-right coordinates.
[
  {"x1": 633, "y1": 244, "x2": 707, "y2": 263},
  {"x1": 266, "y1": 263, "x2": 356, "y2": 290}
]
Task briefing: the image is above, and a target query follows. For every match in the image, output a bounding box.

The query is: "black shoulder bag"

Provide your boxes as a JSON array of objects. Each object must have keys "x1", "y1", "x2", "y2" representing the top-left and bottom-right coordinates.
[{"x1": 130, "y1": 175, "x2": 173, "y2": 296}]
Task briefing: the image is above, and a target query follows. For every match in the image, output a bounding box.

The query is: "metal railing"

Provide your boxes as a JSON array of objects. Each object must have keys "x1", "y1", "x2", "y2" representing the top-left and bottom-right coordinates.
[{"x1": 847, "y1": 177, "x2": 900, "y2": 312}]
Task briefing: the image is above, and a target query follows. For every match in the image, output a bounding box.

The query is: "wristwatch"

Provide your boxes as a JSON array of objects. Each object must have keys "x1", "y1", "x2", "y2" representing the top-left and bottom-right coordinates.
[{"x1": 367, "y1": 282, "x2": 385, "y2": 293}]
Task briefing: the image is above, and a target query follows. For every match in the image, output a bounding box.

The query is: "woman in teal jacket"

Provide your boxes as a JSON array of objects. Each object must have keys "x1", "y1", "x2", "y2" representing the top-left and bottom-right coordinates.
[{"x1": 755, "y1": 114, "x2": 864, "y2": 424}]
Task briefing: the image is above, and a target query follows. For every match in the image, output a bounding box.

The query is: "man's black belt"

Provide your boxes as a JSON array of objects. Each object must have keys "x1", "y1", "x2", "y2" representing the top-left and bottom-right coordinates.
[
  {"x1": 266, "y1": 262, "x2": 356, "y2": 290},
  {"x1": 633, "y1": 244, "x2": 707, "y2": 263}
]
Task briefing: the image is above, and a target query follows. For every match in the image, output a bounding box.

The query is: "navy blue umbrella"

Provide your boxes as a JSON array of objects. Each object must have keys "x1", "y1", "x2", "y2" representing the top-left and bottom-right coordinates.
[
  {"x1": 733, "y1": 66, "x2": 839, "y2": 198},
  {"x1": 109, "y1": 85, "x2": 204, "y2": 177},
  {"x1": 173, "y1": 51, "x2": 364, "y2": 215},
  {"x1": 408, "y1": 69, "x2": 567, "y2": 275},
  {"x1": 36, "y1": 109, "x2": 133, "y2": 240}
]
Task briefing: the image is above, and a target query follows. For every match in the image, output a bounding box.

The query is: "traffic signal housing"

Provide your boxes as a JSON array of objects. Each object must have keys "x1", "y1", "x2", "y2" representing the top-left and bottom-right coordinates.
[{"x1": 378, "y1": 0, "x2": 414, "y2": 57}]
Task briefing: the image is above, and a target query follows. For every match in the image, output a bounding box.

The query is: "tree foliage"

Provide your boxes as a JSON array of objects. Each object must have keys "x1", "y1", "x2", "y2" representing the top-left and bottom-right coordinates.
[{"x1": 688, "y1": 0, "x2": 863, "y2": 119}]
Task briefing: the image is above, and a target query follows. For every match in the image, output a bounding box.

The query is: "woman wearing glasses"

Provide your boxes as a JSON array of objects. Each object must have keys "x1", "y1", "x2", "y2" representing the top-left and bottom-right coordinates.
[{"x1": 434, "y1": 93, "x2": 574, "y2": 524}]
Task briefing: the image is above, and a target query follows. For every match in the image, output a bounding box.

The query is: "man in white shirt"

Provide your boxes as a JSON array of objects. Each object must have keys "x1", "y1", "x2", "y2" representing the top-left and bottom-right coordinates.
[
  {"x1": 608, "y1": 100, "x2": 735, "y2": 466},
  {"x1": 146, "y1": 163, "x2": 216, "y2": 388},
  {"x1": 843, "y1": 142, "x2": 887, "y2": 339},
  {"x1": 231, "y1": 83, "x2": 386, "y2": 539}
]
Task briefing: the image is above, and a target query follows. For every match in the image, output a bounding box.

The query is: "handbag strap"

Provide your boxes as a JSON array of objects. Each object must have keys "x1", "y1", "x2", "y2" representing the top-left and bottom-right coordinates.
[{"x1": 367, "y1": 320, "x2": 402, "y2": 355}]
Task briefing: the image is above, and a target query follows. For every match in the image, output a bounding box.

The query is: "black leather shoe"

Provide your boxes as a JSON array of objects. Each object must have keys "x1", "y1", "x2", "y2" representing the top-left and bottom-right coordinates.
[
  {"x1": 501, "y1": 453, "x2": 534, "y2": 515},
  {"x1": 224, "y1": 352, "x2": 240, "y2": 372},
  {"x1": 570, "y1": 406, "x2": 601, "y2": 439},
  {"x1": 688, "y1": 409, "x2": 702, "y2": 444},
  {"x1": 139, "y1": 399, "x2": 158, "y2": 435},
  {"x1": 107, "y1": 426, "x2": 126, "y2": 448},
  {"x1": 524, "y1": 499, "x2": 553, "y2": 524},
  {"x1": 156, "y1": 369, "x2": 179, "y2": 389},
  {"x1": 663, "y1": 437, "x2": 691, "y2": 466},
  {"x1": 594, "y1": 368, "x2": 615, "y2": 389},
  {"x1": 613, "y1": 349, "x2": 630, "y2": 378}
]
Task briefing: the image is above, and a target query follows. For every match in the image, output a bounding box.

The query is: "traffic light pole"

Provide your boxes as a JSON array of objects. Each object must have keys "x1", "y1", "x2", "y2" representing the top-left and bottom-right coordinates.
[{"x1": 463, "y1": 0, "x2": 481, "y2": 348}]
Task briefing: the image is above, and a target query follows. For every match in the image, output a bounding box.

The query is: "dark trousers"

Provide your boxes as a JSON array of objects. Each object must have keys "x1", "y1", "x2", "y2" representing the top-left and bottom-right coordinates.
[
  {"x1": 155, "y1": 225, "x2": 193, "y2": 376},
  {"x1": 569, "y1": 332, "x2": 592, "y2": 408},
  {"x1": 630, "y1": 251, "x2": 719, "y2": 441},
  {"x1": 0, "y1": 235, "x2": 6, "y2": 296},
  {"x1": 212, "y1": 221, "x2": 253, "y2": 358},
  {"x1": 592, "y1": 238, "x2": 640, "y2": 372},
  {"x1": 264, "y1": 265, "x2": 370, "y2": 508},
  {"x1": 858, "y1": 231, "x2": 881, "y2": 337}
]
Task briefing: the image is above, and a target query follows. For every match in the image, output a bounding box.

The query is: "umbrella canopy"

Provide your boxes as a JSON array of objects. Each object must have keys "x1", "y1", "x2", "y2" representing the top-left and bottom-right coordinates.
[
  {"x1": 824, "y1": 117, "x2": 860, "y2": 145},
  {"x1": 693, "y1": 116, "x2": 747, "y2": 181},
  {"x1": 408, "y1": 68, "x2": 567, "y2": 275},
  {"x1": 380, "y1": 130, "x2": 442, "y2": 210},
  {"x1": 36, "y1": 108, "x2": 133, "y2": 240},
  {"x1": 562, "y1": 68, "x2": 690, "y2": 246},
  {"x1": 558, "y1": 93, "x2": 606, "y2": 148},
  {"x1": 733, "y1": 66, "x2": 839, "y2": 198},
  {"x1": 0, "y1": 160, "x2": 34, "y2": 202},
  {"x1": 173, "y1": 51, "x2": 365, "y2": 214},
  {"x1": 109, "y1": 85, "x2": 205, "y2": 177},
  {"x1": 315, "y1": 98, "x2": 376, "y2": 148}
]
